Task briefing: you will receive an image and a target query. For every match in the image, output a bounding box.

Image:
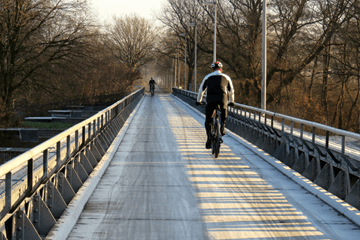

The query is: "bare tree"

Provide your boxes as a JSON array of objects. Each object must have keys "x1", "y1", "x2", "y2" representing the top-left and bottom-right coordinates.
[
  {"x1": 0, "y1": 0, "x2": 95, "y2": 124},
  {"x1": 107, "y1": 14, "x2": 157, "y2": 75},
  {"x1": 159, "y1": 0, "x2": 212, "y2": 90},
  {"x1": 265, "y1": 0, "x2": 353, "y2": 104},
  {"x1": 215, "y1": 0, "x2": 264, "y2": 103}
]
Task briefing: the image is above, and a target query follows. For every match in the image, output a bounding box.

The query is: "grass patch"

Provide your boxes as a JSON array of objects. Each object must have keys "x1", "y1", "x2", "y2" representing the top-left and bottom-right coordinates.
[{"x1": 22, "y1": 121, "x2": 74, "y2": 129}]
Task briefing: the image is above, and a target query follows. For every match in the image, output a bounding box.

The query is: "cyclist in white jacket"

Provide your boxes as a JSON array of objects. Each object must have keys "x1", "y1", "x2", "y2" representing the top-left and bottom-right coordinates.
[{"x1": 196, "y1": 61, "x2": 235, "y2": 149}]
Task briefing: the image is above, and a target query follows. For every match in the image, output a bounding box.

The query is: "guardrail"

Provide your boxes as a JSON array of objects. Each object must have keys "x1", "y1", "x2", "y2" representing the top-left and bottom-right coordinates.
[
  {"x1": 173, "y1": 88, "x2": 360, "y2": 210},
  {"x1": 0, "y1": 88, "x2": 144, "y2": 239}
]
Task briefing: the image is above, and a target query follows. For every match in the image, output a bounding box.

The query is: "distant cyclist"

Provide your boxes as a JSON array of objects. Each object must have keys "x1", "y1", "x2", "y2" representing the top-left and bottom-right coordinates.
[
  {"x1": 195, "y1": 61, "x2": 235, "y2": 149},
  {"x1": 149, "y1": 77, "x2": 156, "y2": 95}
]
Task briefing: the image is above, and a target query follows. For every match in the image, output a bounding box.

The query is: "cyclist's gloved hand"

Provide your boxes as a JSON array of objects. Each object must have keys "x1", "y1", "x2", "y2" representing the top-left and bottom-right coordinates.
[
  {"x1": 228, "y1": 102, "x2": 235, "y2": 107},
  {"x1": 195, "y1": 101, "x2": 201, "y2": 106}
]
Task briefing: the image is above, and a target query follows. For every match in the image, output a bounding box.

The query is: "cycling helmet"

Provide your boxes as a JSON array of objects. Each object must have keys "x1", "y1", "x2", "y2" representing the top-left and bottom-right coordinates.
[{"x1": 211, "y1": 61, "x2": 223, "y2": 69}]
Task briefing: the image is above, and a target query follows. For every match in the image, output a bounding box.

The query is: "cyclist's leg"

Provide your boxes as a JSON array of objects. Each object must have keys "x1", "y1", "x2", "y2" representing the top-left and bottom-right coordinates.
[
  {"x1": 204, "y1": 103, "x2": 216, "y2": 149},
  {"x1": 205, "y1": 103, "x2": 215, "y2": 134},
  {"x1": 220, "y1": 104, "x2": 228, "y2": 136}
]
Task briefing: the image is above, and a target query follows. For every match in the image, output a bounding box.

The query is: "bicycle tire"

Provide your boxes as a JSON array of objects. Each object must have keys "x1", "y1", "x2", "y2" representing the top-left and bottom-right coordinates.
[
  {"x1": 211, "y1": 133, "x2": 215, "y2": 155},
  {"x1": 214, "y1": 119, "x2": 221, "y2": 158},
  {"x1": 211, "y1": 116, "x2": 216, "y2": 155}
]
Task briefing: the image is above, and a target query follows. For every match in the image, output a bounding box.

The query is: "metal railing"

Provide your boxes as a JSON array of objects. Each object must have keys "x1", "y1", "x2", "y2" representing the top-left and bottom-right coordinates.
[
  {"x1": 0, "y1": 88, "x2": 144, "y2": 239},
  {"x1": 173, "y1": 88, "x2": 360, "y2": 210}
]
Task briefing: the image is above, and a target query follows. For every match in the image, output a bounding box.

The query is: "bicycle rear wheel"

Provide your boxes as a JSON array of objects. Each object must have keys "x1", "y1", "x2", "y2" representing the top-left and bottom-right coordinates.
[{"x1": 213, "y1": 120, "x2": 221, "y2": 158}]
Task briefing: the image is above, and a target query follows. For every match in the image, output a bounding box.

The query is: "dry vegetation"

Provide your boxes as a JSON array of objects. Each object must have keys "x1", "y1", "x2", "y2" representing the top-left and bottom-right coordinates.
[
  {"x1": 157, "y1": 0, "x2": 360, "y2": 133},
  {"x1": 2, "y1": 0, "x2": 360, "y2": 134},
  {"x1": 0, "y1": 0, "x2": 157, "y2": 127}
]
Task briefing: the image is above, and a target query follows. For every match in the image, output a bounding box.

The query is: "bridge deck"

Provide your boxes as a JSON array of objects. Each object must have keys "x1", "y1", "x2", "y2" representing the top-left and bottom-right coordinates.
[{"x1": 57, "y1": 91, "x2": 360, "y2": 239}]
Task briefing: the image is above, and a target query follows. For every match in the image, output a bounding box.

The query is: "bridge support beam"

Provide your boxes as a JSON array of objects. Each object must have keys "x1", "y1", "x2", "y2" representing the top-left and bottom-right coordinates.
[
  {"x1": 46, "y1": 181, "x2": 67, "y2": 219},
  {"x1": 328, "y1": 170, "x2": 351, "y2": 200},
  {"x1": 346, "y1": 179, "x2": 360, "y2": 209},
  {"x1": 15, "y1": 210, "x2": 41, "y2": 240},
  {"x1": 31, "y1": 195, "x2": 56, "y2": 236},
  {"x1": 314, "y1": 163, "x2": 335, "y2": 190}
]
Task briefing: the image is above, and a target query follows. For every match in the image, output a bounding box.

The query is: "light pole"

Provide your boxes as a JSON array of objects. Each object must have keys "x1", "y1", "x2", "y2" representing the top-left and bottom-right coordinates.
[
  {"x1": 187, "y1": 22, "x2": 197, "y2": 92},
  {"x1": 171, "y1": 56, "x2": 176, "y2": 90},
  {"x1": 173, "y1": 42, "x2": 179, "y2": 87},
  {"x1": 203, "y1": 1, "x2": 217, "y2": 63},
  {"x1": 177, "y1": 43, "x2": 180, "y2": 87},
  {"x1": 180, "y1": 33, "x2": 187, "y2": 90},
  {"x1": 261, "y1": 0, "x2": 267, "y2": 110}
]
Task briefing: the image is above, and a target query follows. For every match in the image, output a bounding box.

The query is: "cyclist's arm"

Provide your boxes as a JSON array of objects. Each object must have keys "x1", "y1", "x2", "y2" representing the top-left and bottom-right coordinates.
[
  {"x1": 197, "y1": 76, "x2": 209, "y2": 103},
  {"x1": 225, "y1": 75, "x2": 235, "y2": 103}
]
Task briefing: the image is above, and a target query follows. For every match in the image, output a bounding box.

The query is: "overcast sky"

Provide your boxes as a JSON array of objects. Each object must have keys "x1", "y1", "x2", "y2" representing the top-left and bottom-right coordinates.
[{"x1": 89, "y1": 0, "x2": 165, "y2": 23}]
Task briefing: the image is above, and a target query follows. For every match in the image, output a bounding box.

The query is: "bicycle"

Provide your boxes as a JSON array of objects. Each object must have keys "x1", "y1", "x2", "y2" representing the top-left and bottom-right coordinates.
[
  {"x1": 150, "y1": 84, "x2": 155, "y2": 96},
  {"x1": 198, "y1": 102, "x2": 222, "y2": 158},
  {"x1": 210, "y1": 105, "x2": 222, "y2": 158}
]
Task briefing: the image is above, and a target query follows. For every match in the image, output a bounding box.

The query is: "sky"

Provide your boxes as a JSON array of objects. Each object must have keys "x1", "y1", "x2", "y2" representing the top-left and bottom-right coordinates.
[{"x1": 89, "y1": 0, "x2": 165, "y2": 23}]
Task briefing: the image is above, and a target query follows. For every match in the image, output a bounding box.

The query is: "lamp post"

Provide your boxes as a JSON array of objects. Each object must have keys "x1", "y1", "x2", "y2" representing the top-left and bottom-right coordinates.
[
  {"x1": 187, "y1": 22, "x2": 197, "y2": 92},
  {"x1": 261, "y1": 0, "x2": 267, "y2": 110},
  {"x1": 180, "y1": 33, "x2": 187, "y2": 90},
  {"x1": 173, "y1": 42, "x2": 179, "y2": 87},
  {"x1": 171, "y1": 56, "x2": 176, "y2": 90},
  {"x1": 203, "y1": 1, "x2": 217, "y2": 63},
  {"x1": 177, "y1": 44, "x2": 180, "y2": 87}
]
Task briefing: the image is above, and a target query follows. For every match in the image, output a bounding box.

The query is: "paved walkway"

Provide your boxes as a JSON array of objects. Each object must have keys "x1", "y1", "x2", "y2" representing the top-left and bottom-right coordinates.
[{"x1": 60, "y1": 91, "x2": 360, "y2": 240}]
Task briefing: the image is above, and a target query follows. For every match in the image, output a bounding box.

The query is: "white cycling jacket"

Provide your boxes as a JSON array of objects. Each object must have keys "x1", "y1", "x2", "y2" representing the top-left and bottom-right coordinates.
[{"x1": 197, "y1": 70, "x2": 235, "y2": 105}]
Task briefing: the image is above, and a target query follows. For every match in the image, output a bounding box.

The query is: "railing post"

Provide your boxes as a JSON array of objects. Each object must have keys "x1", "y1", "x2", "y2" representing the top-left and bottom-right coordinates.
[
  {"x1": 5, "y1": 172, "x2": 12, "y2": 212},
  {"x1": 325, "y1": 131, "x2": 330, "y2": 149},
  {"x1": 258, "y1": 111, "x2": 261, "y2": 123},
  {"x1": 88, "y1": 122, "x2": 91, "y2": 141},
  {"x1": 312, "y1": 127, "x2": 316, "y2": 144},
  {"x1": 43, "y1": 149, "x2": 48, "y2": 179},
  {"x1": 82, "y1": 126, "x2": 86, "y2": 147},
  {"x1": 341, "y1": 135, "x2": 346, "y2": 158},
  {"x1": 97, "y1": 117, "x2": 100, "y2": 134},
  {"x1": 93, "y1": 120, "x2": 96, "y2": 137},
  {"x1": 28, "y1": 158, "x2": 34, "y2": 193},
  {"x1": 67, "y1": 135, "x2": 70, "y2": 159},
  {"x1": 56, "y1": 141, "x2": 61, "y2": 169},
  {"x1": 75, "y1": 130, "x2": 79, "y2": 152},
  {"x1": 263, "y1": 114, "x2": 266, "y2": 126}
]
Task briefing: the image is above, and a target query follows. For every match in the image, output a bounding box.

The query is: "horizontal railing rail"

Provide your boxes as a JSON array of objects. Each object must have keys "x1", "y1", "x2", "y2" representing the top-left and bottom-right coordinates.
[
  {"x1": 0, "y1": 88, "x2": 144, "y2": 239},
  {"x1": 173, "y1": 88, "x2": 360, "y2": 210}
]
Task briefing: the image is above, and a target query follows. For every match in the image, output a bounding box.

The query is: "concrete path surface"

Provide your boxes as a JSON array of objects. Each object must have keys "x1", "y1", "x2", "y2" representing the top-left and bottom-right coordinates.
[{"x1": 61, "y1": 91, "x2": 360, "y2": 240}]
